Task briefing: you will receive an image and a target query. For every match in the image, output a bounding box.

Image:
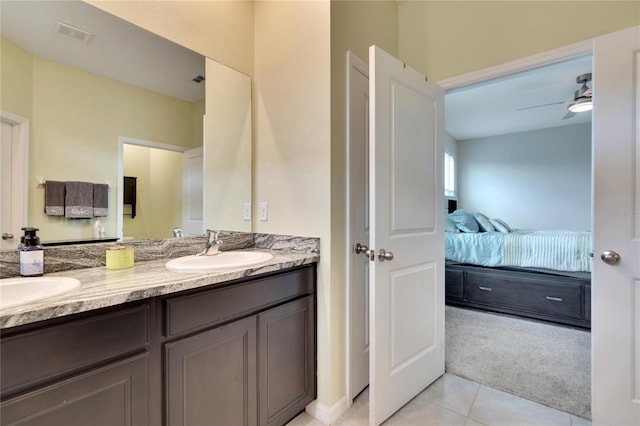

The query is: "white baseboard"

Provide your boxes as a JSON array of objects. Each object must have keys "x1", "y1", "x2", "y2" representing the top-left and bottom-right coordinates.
[{"x1": 305, "y1": 396, "x2": 349, "y2": 425}]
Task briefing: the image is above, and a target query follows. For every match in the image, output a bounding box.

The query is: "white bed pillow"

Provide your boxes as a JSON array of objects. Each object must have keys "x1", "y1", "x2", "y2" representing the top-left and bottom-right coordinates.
[
  {"x1": 490, "y1": 218, "x2": 511, "y2": 233},
  {"x1": 473, "y1": 212, "x2": 495, "y2": 232}
]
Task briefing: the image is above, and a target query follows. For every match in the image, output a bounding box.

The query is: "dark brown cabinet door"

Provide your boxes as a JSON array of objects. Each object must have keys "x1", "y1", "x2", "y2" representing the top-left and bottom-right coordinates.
[
  {"x1": 0, "y1": 353, "x2": 149, "y2": 426},
  {"x1": 165, "y1": 316, "x2": 257, "y2": 426},
  {"x1": 258, "y1": 296, "x2": 315, "y2": 426}
]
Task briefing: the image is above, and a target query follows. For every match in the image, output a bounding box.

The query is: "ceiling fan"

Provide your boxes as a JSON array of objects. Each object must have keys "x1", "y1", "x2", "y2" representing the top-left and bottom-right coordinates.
[{"x1": 517, "y1": 73, "x2": 593, "y2": 120}]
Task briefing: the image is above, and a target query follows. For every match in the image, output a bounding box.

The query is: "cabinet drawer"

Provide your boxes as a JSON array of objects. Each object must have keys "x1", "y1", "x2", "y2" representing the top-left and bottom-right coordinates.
[
  {"x1": 1, "y1": 304, "x2": 149, "y2": 397},
  {"x1": 165, "y1": 266, "x2": 315, "y2": 337},
  {"x1": 1, "y1": 353, "x2": 149, "y2": 426},
  {"x1": 466, "y1": 271, "x2": 583, "y2": 319},
  {"x1": 445, "y1": 268, "x2": 465, "y2": 300}
]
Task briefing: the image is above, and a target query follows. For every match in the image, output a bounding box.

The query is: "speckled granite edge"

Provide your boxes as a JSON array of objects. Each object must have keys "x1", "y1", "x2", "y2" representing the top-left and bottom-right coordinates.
[{"x1": 0, "y1": 231, "x2": 318, "y2": 279}]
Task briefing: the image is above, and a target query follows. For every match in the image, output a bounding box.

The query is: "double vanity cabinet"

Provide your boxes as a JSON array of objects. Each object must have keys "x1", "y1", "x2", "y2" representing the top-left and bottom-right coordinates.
[{"x1": 1, "y1": 265, "x2": 317, "y2": 426}]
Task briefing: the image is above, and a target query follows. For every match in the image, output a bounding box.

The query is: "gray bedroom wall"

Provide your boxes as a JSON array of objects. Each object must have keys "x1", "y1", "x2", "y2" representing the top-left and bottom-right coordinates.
[{"x1": 456, "y1": 123, "x2": 591, "y2": 231}]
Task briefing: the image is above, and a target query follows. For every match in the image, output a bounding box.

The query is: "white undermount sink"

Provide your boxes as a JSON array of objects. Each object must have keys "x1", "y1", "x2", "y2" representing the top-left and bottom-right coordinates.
[
  {"x1": 0, "y1": 276, "x2": 81, "y2": 310},
  {"x1": 165, "y1": 251, "x2": 274, "y2": 273}
]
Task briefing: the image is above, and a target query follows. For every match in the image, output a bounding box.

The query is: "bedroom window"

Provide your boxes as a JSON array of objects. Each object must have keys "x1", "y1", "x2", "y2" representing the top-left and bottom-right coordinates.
[{"x1": 444, "y1": 152, "x2": 456, "y2": 197}]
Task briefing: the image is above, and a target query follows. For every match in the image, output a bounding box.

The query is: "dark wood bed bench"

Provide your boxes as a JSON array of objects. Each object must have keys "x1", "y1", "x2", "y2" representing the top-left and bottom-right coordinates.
[{"x1": 445, "y1": 262, "x2": 591, "y2": 329}]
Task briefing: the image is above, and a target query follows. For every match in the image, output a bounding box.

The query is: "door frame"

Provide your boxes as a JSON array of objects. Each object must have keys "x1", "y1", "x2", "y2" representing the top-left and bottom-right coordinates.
[
  {"x1": 0, "y1": 110, "x2": 29, "y2": 250},
  {"x1": 345, "y1": 37, "x2": 595, "y2": 409},
  {"x1": 346, "y1": 50, "x2": 370, "y2": 407},
  {"x1": 116, "y1": 136, "x2": 187, "y2": 240}
]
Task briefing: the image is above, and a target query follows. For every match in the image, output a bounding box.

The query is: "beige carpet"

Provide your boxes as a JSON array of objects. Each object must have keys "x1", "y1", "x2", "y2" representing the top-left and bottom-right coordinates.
[{"x1": 445, "y1": 305, "x2": 591, "y2": 420}]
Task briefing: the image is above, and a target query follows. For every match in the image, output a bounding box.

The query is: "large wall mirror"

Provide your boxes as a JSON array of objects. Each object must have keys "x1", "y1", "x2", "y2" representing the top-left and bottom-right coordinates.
[{"x1": 1, "y1": 0, "x2": 252, "y2": 245}]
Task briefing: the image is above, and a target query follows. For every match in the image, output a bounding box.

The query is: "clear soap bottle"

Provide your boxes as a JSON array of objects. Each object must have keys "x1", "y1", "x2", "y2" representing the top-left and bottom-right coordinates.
[
  {"x1": 94, "y1": 217, "x2": 102, "y2": 239},
  {"x1": 19, "y1": 227, "x2": 44, "y2": 277}
]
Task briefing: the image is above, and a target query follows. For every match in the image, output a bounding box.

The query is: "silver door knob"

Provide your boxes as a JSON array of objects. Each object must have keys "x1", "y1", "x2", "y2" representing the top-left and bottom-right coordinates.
[
  {"x1": 378, "y1": 249, "x2": 394, "y2": 262},
  {"x1": 354, "y1": 242, "x2": 369, "y2": 255},
  {"x1": 2, "y1": 233, "x2": 14, "y2": 240},
  {"x1": 601, "y1": 250, "x2": 621, "y2": 265},
  {"x1": 354, "y1": 243, "x2": 373, "y2": 260}
]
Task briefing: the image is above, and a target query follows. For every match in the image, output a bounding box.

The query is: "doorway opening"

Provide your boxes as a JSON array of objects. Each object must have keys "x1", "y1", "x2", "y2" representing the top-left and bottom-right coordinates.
[
  {"x1": 442, "y1": 54, "x2": 593, "y2": 419},
  {"x1": 0, "y1": 111, "x2": 29, "y2": 250},
  {"x1": 346, "y1": 39, "x2": 595, "y2": 421},
  {"x1": 116, "y1": 136, "x2": 201, "y2": 241}
]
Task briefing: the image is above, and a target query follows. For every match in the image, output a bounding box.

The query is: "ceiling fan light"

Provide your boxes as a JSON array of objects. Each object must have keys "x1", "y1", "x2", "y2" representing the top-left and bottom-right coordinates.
[{"x1": 568, "y1": 98, "x2": 593, "y2": 113}]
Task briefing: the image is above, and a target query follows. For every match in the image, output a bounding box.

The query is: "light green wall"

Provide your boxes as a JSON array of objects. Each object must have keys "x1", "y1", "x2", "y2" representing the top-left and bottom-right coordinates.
[
  {"x1": 149, "y1": 148, "x2": 183, "y2": 237},
  {"x1": 1, "y1": 37, "x2": 33, "y2": 119},
  {"x1": 399, "y1": 1, "x2": 640, "y2": 81}
]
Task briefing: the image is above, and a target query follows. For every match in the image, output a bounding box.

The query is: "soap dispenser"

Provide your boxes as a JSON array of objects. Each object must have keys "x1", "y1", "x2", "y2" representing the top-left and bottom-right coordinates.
[
  {"x1": 94, "y1": 217, "x2": 103, "y2": 239},
  {"x1": 19, "y1": 227, "x2": 44, "y2": 277}
]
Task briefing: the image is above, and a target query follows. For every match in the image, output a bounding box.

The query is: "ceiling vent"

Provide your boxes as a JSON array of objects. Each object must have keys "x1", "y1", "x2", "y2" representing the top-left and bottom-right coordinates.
[
  {"x1": 56, "y1": 21, "x2": 92, "y2": 43},
  {"x1": 192, "y1": 75, "x2": 205, "y2": 83}
]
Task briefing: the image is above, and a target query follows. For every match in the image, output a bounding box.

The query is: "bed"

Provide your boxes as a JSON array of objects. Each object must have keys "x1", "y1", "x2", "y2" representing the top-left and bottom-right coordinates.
[{"x1": 445, "y1": 226, "x2": 592, "y2": 328}]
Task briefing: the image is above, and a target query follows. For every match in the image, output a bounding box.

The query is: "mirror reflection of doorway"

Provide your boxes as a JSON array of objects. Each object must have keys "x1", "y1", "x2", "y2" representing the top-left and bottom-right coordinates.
[
  {"x1": 0, "y1": 112, "x2": 28, "y2": 250},
  {"x1": 117, "y1": 137, "x2": 203, "y2": 241}
]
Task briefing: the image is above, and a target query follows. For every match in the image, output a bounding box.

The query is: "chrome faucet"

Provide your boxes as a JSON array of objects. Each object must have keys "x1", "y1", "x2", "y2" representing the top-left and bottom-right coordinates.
[
  {"x1": 170, "y1": 228, "x2": 184, "y2": 238},
  {"x1": 197, "y1": 229, "x2": 223, "y2": 256}
]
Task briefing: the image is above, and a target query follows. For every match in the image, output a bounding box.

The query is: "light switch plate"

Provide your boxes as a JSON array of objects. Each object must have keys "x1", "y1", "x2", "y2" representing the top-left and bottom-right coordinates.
[
  {"x1": 243, "y1": 203, "x2": 251, "y2": 221},
  {"x1": 259, "y1": 202, "x2": 268, "y2": 221}
]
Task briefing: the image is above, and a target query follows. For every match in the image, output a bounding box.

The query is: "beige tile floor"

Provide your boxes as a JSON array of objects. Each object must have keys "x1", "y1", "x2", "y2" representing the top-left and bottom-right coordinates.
[{"x1": 287, "y1": 374, "x2": 592, "y2": 426}]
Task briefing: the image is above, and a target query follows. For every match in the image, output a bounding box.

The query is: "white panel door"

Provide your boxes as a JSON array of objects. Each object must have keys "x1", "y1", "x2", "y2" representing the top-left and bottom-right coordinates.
[
  {"x1": 0, "y1": 114, "x2": 27, "y2": 251},
  {"x1": 368, "y1": 46, "x2": 445, "y2": 426},
  {"x1": 591, "y1": 25, "x2": 640, "y2": 425},
  {"x1": 347, "y1": 51, "x2": 370, "y2": 401},
  {"x1": 182, "y1": 147, "x2": 204, "y2": 236}
]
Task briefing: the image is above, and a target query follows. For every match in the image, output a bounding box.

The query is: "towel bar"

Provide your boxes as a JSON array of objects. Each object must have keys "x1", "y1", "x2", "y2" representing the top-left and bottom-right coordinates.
[{"x1": 36, "y1": 177, "x2": 111, "y2": 189}]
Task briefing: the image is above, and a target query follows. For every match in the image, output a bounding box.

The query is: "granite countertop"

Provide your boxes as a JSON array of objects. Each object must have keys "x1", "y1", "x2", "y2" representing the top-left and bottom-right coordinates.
[
  {"x1": 0, "y1": 231, "x2": 320, "y2": 329},
  {"x1": 1, "y1": 244, "x2": 319, "y2": 330}
]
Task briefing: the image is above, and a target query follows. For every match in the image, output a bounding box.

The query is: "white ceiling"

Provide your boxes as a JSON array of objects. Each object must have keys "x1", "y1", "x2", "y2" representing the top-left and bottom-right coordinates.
[
  {"x1": 1, "y1": 0, "x2": 205, "y2": 102},
  {"x1": 445, "y1": 54, "x2": 593, "y2": 141}
]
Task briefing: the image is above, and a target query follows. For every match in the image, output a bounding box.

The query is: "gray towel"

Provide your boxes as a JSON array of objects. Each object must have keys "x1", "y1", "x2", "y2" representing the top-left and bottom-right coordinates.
[
  {"x1": 44, "y1": 180, "x2": 65, "y2": 216},
  {"x1": 65, "y1": 181, "x2": 93, "y2": 218},
  {"x1": 93, "y1": 184, "x2": 109, "y2": 217}
]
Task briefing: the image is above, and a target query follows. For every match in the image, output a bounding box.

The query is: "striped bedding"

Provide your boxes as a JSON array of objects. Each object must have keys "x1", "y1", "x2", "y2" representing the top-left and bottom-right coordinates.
[{"x1": 445, "y1": 229, "x2": 592, "y2": 272}]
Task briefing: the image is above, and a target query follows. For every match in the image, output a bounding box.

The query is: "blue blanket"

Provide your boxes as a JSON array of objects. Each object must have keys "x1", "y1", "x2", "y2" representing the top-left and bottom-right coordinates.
[{"x1": 445, "y1": 230, "x2": 592, "y2": 272}]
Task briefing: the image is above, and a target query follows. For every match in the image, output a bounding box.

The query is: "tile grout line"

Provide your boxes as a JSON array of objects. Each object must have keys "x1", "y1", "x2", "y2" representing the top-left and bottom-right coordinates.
[{"x1": 465, "y1": 383, "x2": 483, "y2": 423}]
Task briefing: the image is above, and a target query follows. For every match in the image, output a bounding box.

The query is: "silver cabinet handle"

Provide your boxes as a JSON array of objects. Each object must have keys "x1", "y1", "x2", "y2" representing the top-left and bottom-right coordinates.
[
  {"x1": 478, "y1": 286, "x2": 492, "y2": 292},
  {"x1": 2, "y1": 233, "x2": 14, "y2": 240},
  {"x1": 546, "y1": 296, "x2": 563, "y2": 302},
  {"x1": 378, "y1": 249, "x2": 394, "y2": 262},
  {"x1": 601, "y1": 250, "x2": 621, "y2": 265}
]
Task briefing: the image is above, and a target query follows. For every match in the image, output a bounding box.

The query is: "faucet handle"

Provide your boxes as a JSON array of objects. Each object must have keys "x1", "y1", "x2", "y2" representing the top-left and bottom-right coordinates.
[
  {"x1": 205, "y1": 229, "x2": 219, "y2": 240},
  {"x1": 197, "y1": 229, "x2": 223, "y2": 256},
  {"x1": 205, "y1": 229, "x2": 223, "y2": 245}
]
